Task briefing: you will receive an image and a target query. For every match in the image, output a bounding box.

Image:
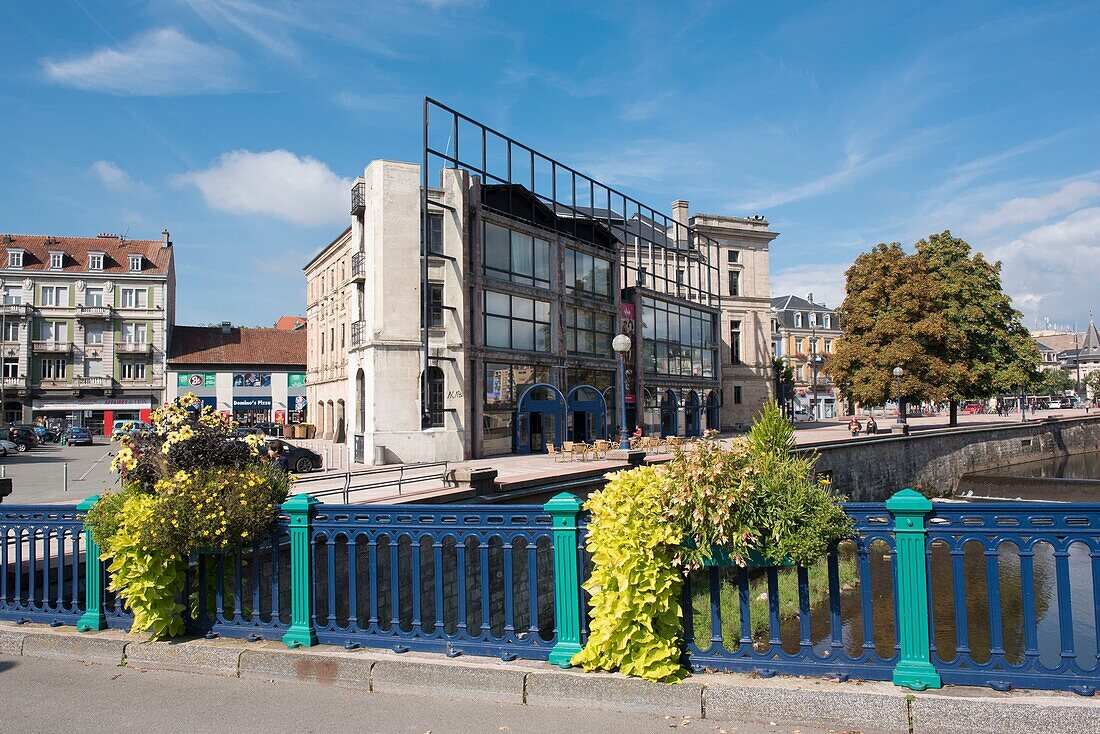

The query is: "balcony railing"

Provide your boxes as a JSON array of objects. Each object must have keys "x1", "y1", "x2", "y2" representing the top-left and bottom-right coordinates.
[
  {"x1": 351, "y1": 181, "x2": 366, "y2": 215},
  {"x1": 0, "y1": 303, "x2": 29, "y2": 318},
  {"x1": 74, "y1": 376, "x2": 112, "y2": 388},
  {"x1": 77, "y1": 305, "x2": 113, "y2": 319},
  {"x1": 116, "y1": 341, "x2": 152, "y2": 354},
  {"x1": 350, "y1": 320, "x2": 365, "y2": 347},
  {"x1": 0, "y1": 376, "x2": 27, "y2": 389},
  {"x1": 351, "y1": 252, "x2": 366, "y2": 282},
  {"x1": 32, "y1": 340, "x2": 73, "y2": 354}
]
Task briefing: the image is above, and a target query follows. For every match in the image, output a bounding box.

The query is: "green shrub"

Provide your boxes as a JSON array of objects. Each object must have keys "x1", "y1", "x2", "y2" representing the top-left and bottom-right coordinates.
[{"x1": 572, "y1": 466, "x2": 684, "y2": 682}]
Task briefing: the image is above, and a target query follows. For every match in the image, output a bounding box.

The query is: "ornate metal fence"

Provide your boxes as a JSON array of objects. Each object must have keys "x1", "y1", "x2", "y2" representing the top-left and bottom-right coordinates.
[{"x1": 0, "y1": 505, "x2": 85, "y2": 626}]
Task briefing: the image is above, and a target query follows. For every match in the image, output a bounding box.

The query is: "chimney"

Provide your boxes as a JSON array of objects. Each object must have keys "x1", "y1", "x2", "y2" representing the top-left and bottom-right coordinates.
[
  {"x1": 806, "y1": 292, "x2": 814, "y2": 304},
  {"x1": 162, "y1": 229, "x2": 172, "y2": 248},
  {"x1": 671, "y1": 200, "x2": 689, "y2": 227},
  {"x1": 220, "y1": 321, "x2": 232, "y2": 334}
]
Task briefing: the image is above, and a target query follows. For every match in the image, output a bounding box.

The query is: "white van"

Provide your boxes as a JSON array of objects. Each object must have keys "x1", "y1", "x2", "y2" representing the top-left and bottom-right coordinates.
[{"x1": 110, "y1": 420, "x2": 154, "y2": 439}]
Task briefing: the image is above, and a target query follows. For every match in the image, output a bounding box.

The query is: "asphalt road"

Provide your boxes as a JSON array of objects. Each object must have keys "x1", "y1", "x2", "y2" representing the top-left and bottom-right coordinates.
[
  {"x1": 0, "y1": 441, "x2": 118, "y2": 504},
  {"x1": 0, "y1": 656, "x2": 881, "y2": 734}
]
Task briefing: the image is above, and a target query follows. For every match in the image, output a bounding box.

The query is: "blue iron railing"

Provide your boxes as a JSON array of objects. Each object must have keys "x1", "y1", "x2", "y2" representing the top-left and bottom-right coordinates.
[
  {"x1": 926, "y1": 501, "x2": 1100, "y2": 694},
  {"x1": 0, "y1": 505, "x2": 85, "y2": 626},
  {"x1": 308, "y1": 504, "x2": 558, "y2": 659},
  {"x1": 681, "y1": 503, "x2": 899, "y2": 681}
]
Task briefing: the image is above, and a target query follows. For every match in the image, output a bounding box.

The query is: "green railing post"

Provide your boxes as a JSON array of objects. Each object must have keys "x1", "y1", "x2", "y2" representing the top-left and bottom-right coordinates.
[
  {"x1": 76, "y1": 495, "x2": 108, "y2": 632},
  {"x1": 886, "y1": 488, "x2": 942, "y2": 690},
  {"x1": 545, "y1": 492, "x2": 583, "y2": 668},
  {"x1": 281, "y1": 494, "x2": 319, "y2": 649}
]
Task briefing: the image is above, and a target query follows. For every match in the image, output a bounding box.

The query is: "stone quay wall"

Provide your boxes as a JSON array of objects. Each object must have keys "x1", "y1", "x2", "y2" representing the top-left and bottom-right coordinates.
[{"x1": 800, "y1": 415, "x2": 1100, "y2": 501}]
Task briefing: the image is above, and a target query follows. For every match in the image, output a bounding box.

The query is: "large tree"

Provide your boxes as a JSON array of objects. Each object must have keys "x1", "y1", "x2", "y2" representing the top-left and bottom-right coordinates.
[
  {"x1": 916, "y1": 231, "x2": 1039, "y2": 424},
  {"x1": 826, "y1": 243, "x2": 966, "y2": 412}
]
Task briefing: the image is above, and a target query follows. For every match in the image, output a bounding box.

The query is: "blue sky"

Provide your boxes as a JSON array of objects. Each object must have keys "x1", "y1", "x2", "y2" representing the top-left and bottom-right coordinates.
[{"x1": 2, "y1": 0, "x2": 1098, "y2": 330}]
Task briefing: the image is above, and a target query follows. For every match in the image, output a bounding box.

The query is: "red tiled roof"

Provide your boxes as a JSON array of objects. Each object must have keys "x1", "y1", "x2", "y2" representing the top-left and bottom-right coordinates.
[
  {"x1": 275, "y1": 315, "x2": 306, "y2": 330},
  {"x1": 169, "y1": 325, "x2": 305, "y2": 366},
  {"x1": 0, "y1": 233, "x2": 172, "y2": 275}
]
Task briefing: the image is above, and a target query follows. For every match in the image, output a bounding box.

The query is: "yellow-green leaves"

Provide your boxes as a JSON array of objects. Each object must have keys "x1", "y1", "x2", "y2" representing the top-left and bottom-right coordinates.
[{"x1": 572, "y1": 466, "x2": 684, "y2": 683}]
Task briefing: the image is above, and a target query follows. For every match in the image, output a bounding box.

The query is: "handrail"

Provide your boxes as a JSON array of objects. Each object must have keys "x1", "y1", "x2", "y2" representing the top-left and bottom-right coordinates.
[{"x1": 294, "y1": 461, "x2": 451, "y2": 503}]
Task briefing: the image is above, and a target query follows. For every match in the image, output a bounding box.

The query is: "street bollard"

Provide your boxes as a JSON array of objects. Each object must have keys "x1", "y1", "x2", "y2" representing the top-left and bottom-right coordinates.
[{"x1": 62, "y1": 462, "x2": 68, "y2": 492}]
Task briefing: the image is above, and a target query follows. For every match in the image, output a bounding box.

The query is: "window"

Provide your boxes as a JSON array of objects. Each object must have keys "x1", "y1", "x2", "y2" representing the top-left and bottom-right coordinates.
[
  {"x1": 427, "y1": 282, "x2": 444, "y2": 328},
  {"x1": 2, "y1": 359, "x2": 16, "y2": 378},
  {"x1": 121, "y1": 323, "x2": 146, "y2": 344},
  {"x1": 733, "y1": 386, "x2": 743, "y2": 404},
  {"x1": 566, "y1": 249, "x2": 611, "y2": 299},
  {"x1": 329, "y1": 328, "x2": 334, "y2": 351},
  {"x1": 428, "y1": 213, "x2": 444, "y2": 255},
  {"x1": 40, "y1": 322, "x2": 67, "y2": 342},
  {"x1": 85, "y1": 357, "x2": 104, "y2": 378},
  {"x1": 809, "y1": 312, "x2": 817, "y2": 327},
  {"x1": 727, "y1": 271, "x2": 740, "y2": 296},
  {"x1": 128, "y1": 254, "x2": 142, "y2": 272},
  {"x1": 86, "y1": 288, "x2": 104, "y2": 307},
  {"x1": 483, "y1": 222, "x2": 551, "y2": 289},
  {"x1": 424, "y1": 367, "x2": 445, "y2": 428},
  {"x1": 483, "y1": 291, "x2": 551, "y2": 352},
  {"x1": 2, "y1": 321, "x2": 17, "y2": 341},
  {"x1": 640, "y1": 297, "x2": 717, "y2": 378},
  {"x1": 85, "y1": 323, "x2": 103, "y2": 344},
  {"x1": 727, "y1": 250, "x2": 740, "y2": 263},
  {"x1": 566, "y1": 306, "x2": 613, "y2": 357},
  {"x1": 7, "y1": 250, "x2": 23, "y2": 268},
  {"x1": 2, "y1": 286, "x2": 20, "y2": 305},
  {"x1": 730, "y1": 320, "x2": 742, "y2": 365},
  {"x1": 40, "y1": 358, "x2": 67, "y2": 380},
  {"x1": 41, "y1": 286, "x2": 69, "y2": 307},
  {"x1": 88, "y1": 253, "x2": 104, "y2": 271},
  {"x1": 121, "y1": 361, "x2": 146, "y2": 380},
  {"x1": 794, "y1": 312, "x2": 802, "y2": 328},
  {"x1": 49, "y1": 252, "x2": 64, "y2": 269},
  {"x1": 824, "y1": 339, "x2": 832, "y2": 354},
  {"x1": 120, "y1": 288, "x2": 147, "y2": 308},
  {"x1": 824, "y1": 314, "x2": 832, "y2": 329},
  {"x1": 341, "y1": 324, "x2": 345, "y2": 349}
]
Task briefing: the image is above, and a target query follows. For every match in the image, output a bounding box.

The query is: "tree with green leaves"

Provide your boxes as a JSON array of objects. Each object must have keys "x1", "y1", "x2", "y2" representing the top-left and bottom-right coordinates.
[
  {"x1": 826, "y1": 243, "x2": 966, "y2": 412},
  {"x1": 915, "y1": 231, "x2": 1039, "y2": 424},
  {"x1": 1029, "y1": 368, "x2": 1074, "y2": 397},
  {"x1": 772, "y1": 356, "x2": 794, "y2": 415}
]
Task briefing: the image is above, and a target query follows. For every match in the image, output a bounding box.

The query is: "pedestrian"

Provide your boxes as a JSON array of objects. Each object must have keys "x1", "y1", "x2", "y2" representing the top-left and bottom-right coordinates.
[
  {"x1": 865, "y1": 416, "x2": 877, "y2": 435},
  {"x1": 266, "y1": 441, "x2": 289, "y2": 473},
  {"x1": 848, "y1": 417, "x2": 862, "y2": 437},
  {"x1": 633, "y1": 424, "x2": 644, "y2": 439}
]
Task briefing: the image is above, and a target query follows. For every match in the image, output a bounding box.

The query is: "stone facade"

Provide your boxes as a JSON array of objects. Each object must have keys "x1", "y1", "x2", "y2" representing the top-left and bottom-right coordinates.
[{"x1": 304, "y1": 227, "x2": 352, "y2": 441}]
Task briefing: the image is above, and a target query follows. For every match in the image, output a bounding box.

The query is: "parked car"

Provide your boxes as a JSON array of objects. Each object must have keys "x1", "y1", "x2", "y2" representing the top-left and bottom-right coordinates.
[
  {"x1": 792, "y1": 408, "x2": 814, "y2": 422},
  {"x1": 252, "y1": 421, "x2": 283, "y2": 437},
  {"x1": 110, "y1": 420, "x2": 154, "y2": 440},
  {"x1": 66, "y1": 426, "x2": 94, "y2": 446},
  {"x1": 5, "y1": 426, "x2": 39, "y2": 452},
  {"x1": 15, "y1": 424, "x2": 59, "y2": 443},
  {"x1": 265, "y1": 439, "x2": 322, "y2": 473},
  {"x1": 961, "y1": 402, "x2": 985, "y2": 414},
  {"x1": 0, "y1": 439, "x2": 16, "y2": 457},
  {"x1": 230, "y1": 426, "x2": 265, "y2": 440}
]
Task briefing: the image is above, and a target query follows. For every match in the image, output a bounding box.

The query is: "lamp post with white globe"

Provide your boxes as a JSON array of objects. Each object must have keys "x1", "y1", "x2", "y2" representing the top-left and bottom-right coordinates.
[
  {"x1": 612, "y1": 333, "x2": 633, "y2": 450},
  {"x1": 893, "y1": 366, "x2": 905, "y2": 425}
]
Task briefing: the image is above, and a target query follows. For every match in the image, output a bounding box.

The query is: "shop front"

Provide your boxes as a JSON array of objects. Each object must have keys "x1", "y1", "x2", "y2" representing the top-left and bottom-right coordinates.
[
  {"x1": 233, "y1": 395, "x2": 272, "y2": 425},
  {"x1": 175, "y1": 372, "x2": 218, "y2": 412},
  {"x1": 287, "y1": 373, "x2": 307, "y2": 424},
  {"x1": 31, "y1": 397, "x2": 155, "y2": 436}
]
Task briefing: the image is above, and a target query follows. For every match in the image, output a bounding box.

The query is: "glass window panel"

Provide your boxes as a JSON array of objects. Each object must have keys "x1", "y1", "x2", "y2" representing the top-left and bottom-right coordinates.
[
  {"x1": 535, "y1": 323, "x2": 551, "y2": 352},
  {"x1": 566, "y1": 251, "x2": 577, "y2": 292},
  {"x1": 668, "y1": 313, "x2": 680, "y2": 342},
  {"x1": 655, "y1": 311, "x2": 667, "y2": 340},
  {"x1": 578, "y1": 330, "x2": 593, "y2": 354},
  {"x1": 512, "y1": 232, "x2": 534, "y2": 276},
  {"x1": 596, "y1": 313, "x2": 612, "y2": 333},
  {"x1": 594, "y1": 258, "x2": 610, "y2": 296},
  {"x1": 512, "y1": 321, "x2": 534, "y2": 351},
  {"x1": 565, "y1": 307, "x2": 576, "y2": 327},
  {"x1": 642, "y1": 308, "x2": 654, "y2": 338},
  {"x1": 577, "y1": 309, "x2": 592, "y2": 329},
  {"x1": 485, "y1": 291, "x2": 510, "y2": 316},
  {"x1": 486, "y1": 316, "x2": 510, "y2": 348},
  {"x1": 682, "y1": 315, "x2": 692, "y2": 345},
  {"x1": 535, "y1": 300, "x2": 550, "y2": 322},
  {"x1": 534, "y1": 239, "x2": 550, "y2": 283},
  {"x1": 484, "y1": 223, "x2": 510, "y2": 272},
  {"x1": 566, "y1": 330, "x2": 576, "y2": 352},
  {"x1": 512, "y1": 296, "x2": 534, "y2": 320}
]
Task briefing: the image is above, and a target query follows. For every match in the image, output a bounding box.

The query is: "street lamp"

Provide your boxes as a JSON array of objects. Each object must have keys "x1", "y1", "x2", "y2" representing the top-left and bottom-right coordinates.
[
  {"x1": 612, "y1": 334, "x2": 633, "y2": 450},
  {"x1": 892, "y1": 366, "x2": 905, "y2": 425}
]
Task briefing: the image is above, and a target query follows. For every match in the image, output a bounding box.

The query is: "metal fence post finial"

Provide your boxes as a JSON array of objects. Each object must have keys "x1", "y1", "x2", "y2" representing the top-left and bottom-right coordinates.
[
  {"x1": 544, "y1": 492, "x2": 583, "y2": 668},
  {"x1": 886, "y1": 488, "x2": 942, "y2": 690},
  {"x1": 76, "y1": 495, "x2": 108, "y2": 632},
  {"x1": 281, "y1": 493, "x2": 319, "y2": 648}
]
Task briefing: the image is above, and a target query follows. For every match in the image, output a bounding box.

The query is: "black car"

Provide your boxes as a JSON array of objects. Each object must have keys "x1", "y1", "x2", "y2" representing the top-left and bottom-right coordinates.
[
  {"x1": 266, "y1": 439, "x2": 322, "y2": 473},
  {"x1": 231, "y1": 426, "x2": 265, "y2": 440},
  {"x1": 252, "y1": 421, "x2": 283, "y2": 437},
  {"x1": 5, "y1": 426, "x2": 39, "y2": 452},
  {"x1": 66, "y1": 426, "x2": 94, "y2": 446}
]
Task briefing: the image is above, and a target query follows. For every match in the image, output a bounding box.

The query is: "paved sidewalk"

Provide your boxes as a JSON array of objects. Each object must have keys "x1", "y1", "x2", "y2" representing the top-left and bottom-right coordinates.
[{"x1": 1, "y1": 622, "x2": 1096, "y2": 733}]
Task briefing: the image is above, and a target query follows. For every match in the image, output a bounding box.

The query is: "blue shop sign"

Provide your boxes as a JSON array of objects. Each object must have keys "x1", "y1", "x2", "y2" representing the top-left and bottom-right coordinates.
[{"x1": 232, "y1": 396, "x2": 272, "y2": 410}]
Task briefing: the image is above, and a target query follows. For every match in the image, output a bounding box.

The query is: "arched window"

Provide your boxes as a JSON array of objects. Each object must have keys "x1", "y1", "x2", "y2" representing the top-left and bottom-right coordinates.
[
  {"x1": 355, "y1": 368, "x2": 365, "y2": 432},
  {"x1": 423, "y1": 367, "x2": 445, "y2": 428},
  {"x1": 794, "y1": 312, "x2": 803, "y2": 328},
  {"x1": 809, "y1": 312, "x2": 817, "y2": 327}
]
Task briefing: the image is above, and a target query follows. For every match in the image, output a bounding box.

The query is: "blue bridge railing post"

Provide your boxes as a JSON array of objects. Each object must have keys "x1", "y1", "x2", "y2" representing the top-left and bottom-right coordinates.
[
  {"x1": 76, "y1": 495, "x2": 108, "y2": 632},
  {"x1": 545, "y1": 492, "x2": 583, "y2": 668},
  {"x1": 886, "y1": 488, "x2": 942, "y2": 690}
]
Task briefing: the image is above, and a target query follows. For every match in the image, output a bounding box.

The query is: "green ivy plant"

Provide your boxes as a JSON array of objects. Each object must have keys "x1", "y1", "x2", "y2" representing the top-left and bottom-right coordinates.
[{"x1": 571, "y1": 466, "x2": 685, "y2": 682}]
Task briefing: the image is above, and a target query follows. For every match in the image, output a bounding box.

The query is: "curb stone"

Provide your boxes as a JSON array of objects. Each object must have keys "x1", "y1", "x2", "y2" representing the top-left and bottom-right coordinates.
[
  {"x1": 125, "y1": 638, "x2": 246, "y2": 677},
  {"x1": 911, "y1": 691, "x2": 1100, "y2": 734},
  {"x1": 239, "y1": 647, "x2": 378, "y2": 689},
  {"x1": 371, "y1": 655, "x2": 533, "y2": 704},
  {"x1": 0, "y1": 628, "x2": 26, "y2": 656},
  {"x1": 524, "y1": 668, "x2": 704, "y2": 716},
  {"x1": 21, "y1": 631, "x2": 126, "y2": 666}
]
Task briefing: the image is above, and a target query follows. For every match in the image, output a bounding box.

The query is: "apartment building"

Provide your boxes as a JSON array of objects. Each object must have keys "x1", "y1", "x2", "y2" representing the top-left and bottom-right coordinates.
[
  {"x1": 0, "y1": 232, "x2": 174, "y2": 433},
  {"x1": 772, "y1": 293, "x2": 842, "y2": 419}
]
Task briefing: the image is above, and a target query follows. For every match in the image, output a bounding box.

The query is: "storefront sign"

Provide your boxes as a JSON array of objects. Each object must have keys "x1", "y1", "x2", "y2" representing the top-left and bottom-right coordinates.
[
  {"x1": 620, "y1": 301, "x2": 637, "y2": 405},
  {"x1": 32, "y1": 398, "x2": 153, "y2": 410},
  {"x1": 292, "y1": 395, "x2": 307, "y2": 411},
  {"x1": 177, "y1": 372, "x2": 215, "y2": 388},
  {"x1": 288, "y1": 373, "x2": 306, "y2": 388},
  {"x1": 233, "y1": 372, "x2": 271, "y2": 388},
  {"x1": 232, "y1": 396, "x2": 272, "y2": 410}
]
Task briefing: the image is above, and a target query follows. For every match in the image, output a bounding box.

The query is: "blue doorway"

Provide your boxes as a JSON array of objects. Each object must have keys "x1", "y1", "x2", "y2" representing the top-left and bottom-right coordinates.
[
  {"x1": 684, "y1": 390, "x2": 701, "y2": 438},
  {"x1": 567, "y1": 385, "x2": 608, "y2": 443},
  {"x1": 660, "y1": 390, "x2": 679, "y2": 438},
  {"x1": 515, "y1": 383, "x2": 567, "y2": 454}
]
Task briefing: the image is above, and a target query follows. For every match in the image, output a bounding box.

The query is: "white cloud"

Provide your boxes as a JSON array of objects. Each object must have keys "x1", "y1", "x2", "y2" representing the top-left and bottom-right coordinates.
[
  {"x1": 90, "y1": 161, "x2": 148, "y2": 195},
  {"x1": 42, "y1": 28, "x2": 243, "y2": 96},
  {"x1": 175, "y1": 150, "x2": 351, "y2": 226},
  {"x1": 771, "y1": 262, "x2": 849, "y2": 309},
  {"x1": 990, "y1": 206, "x2": 1100, "y2": 327},
  {"x1": 969, "y1": 179, "x2": 1100, "y2": 235}
]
